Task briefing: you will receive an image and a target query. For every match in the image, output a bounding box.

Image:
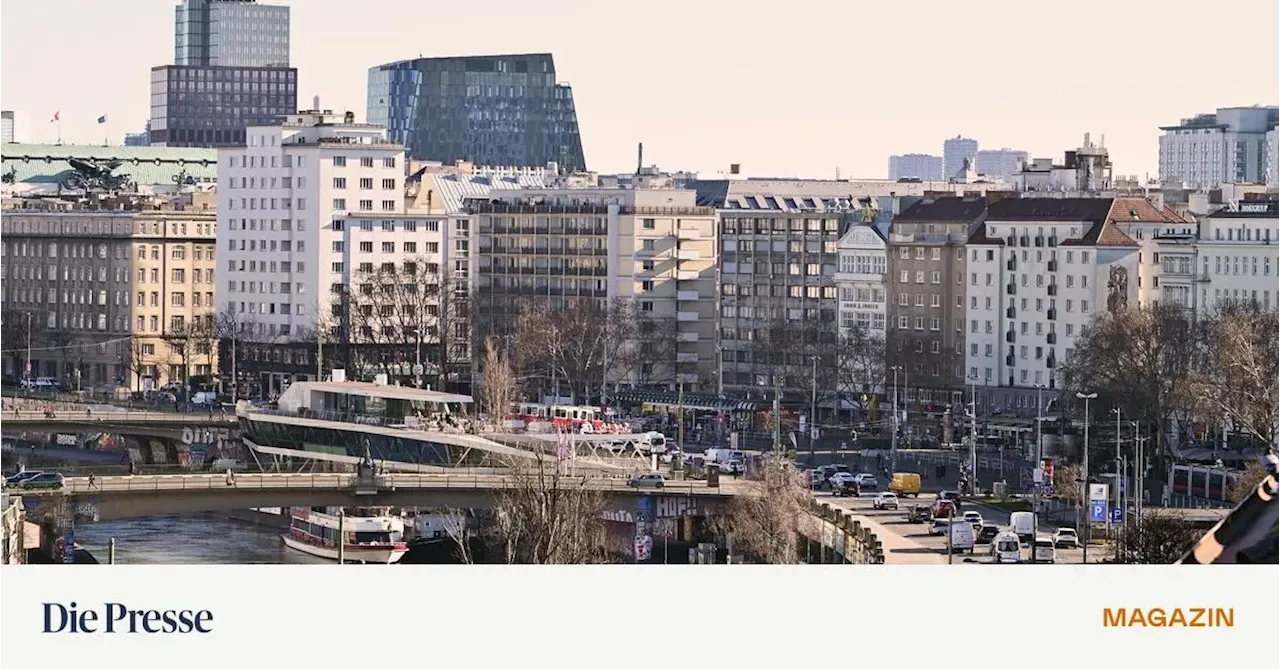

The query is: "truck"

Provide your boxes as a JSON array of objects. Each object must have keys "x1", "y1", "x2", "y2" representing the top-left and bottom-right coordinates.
[
  {"x1": 1009, "y1": 511, "x2": 1036, "y2": 544},
  {"x1": 704, "y1": 449, "x2": 745, "y2": 474}
]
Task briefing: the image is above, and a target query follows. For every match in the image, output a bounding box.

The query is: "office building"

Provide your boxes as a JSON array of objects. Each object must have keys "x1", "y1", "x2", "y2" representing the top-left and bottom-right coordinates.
[
  {"x1": 175, "y1": 0, "x2": 290, "y2": 67},
  {"x1": 1, "y1": 111, "x2": 13, "y2": 144},
  {"x1": 975, "y1": 149, "x2": 1028, "y2": 179},
  {"x1": 965, "y1": 197, "x2": 1138, "y2": 412},
  {"x1": 367, "y1": 53, "x2": 586, "y2": 172},
  {"x1": 125, "y1": 123, "x2": 151, "y2": 147},
  {"x1": 151, "y1": 0, "x2": 297, "y2": 147},
  {"x1": 888, "y1": 153, "x2": 943, "y2": 181},
  {"x1": 1158, "y1": 106, "x2": 1279, "y2": 188},
  {"x1": 886, "y1": 196, "x2": 988, "y2": 413},
  {"x1": 1, "y1": 195, "x2": 218, "y2": 390},
  {"x1": 1268, "y1": 127, "x2": 1278, "y2": 186},
  {"x1": 943, "y1": 136, "x2": 979, "y2": 181},
  {"x1": 470, "y1": 187, "x2": 718, "y2": 395},
  {"x1": 1015, "y1": 134, "x2": 1113, "y2": 193}
]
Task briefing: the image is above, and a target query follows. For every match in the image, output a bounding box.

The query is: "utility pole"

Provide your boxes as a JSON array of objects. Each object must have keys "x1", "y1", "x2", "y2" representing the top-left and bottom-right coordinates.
[
  {"x1": 890, "y1": 365, "x2": 901, "y2": 470},
  {"x1": 1077, "y1": 391, "x2": 1097, "y2": 564},
  {"x1": 772, "y1": 375, "x2": 782, "y2": 454},
  {"x1": 677, "y1": 378, "x2": 685, "y2": 463},
  {"x1": 810, "y1": 355, "x2": 817, "y2": 470},
  {"x1": 337, "y1": 508, "x2": 346, "y2": 564},
  {"x1": 968, "y1": 376, "x2": 977, "y2": 495},
  {"x1": 230, "y1": 323, "x2": 238, "y2": 400},
  {"x1": 25, "y1": 311, "x2": 32, "y2": 383},
  {"x1": 1113, "y1": 407, "x2": 1122, "y2": 529},
  {"x1": 1031, "y1": 385, "x2": 1043, "y2": 564}
]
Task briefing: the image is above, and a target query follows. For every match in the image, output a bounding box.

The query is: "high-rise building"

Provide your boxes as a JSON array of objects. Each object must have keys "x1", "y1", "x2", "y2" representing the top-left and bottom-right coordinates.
[
  {"x1": 974, "y1": 149, "x2": 1028, "y2": 179},
  {"x1": 151, "y1": 0, "x2": 297, "y2": 147},
  {"x1": 1158, "y1": 106, "x2": 1279, "y2": 188},
  {"x1": 1, "y1": 111, "x2": 14, "y2": 144},
  {"x1": 367, "y1": 53, "x2": 586, "y2": 173},
  {"x1": 943, "y1": 136, "x2": 979, "y2": 181},
  {"x1": 888, "y1": 153, "x2": 942, "y2": 181},
  {"x1": 125, "y1": 123, "x2": 151, "y2": 147},
  {"x1": 175, "y1": 0, "x2": 290, "y2": 67}
]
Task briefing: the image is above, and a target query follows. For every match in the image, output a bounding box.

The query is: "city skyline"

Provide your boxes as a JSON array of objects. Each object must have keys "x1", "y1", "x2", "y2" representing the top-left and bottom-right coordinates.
[{"x1": 2, "y1": 0, "x2": 1277, "y2": 179}]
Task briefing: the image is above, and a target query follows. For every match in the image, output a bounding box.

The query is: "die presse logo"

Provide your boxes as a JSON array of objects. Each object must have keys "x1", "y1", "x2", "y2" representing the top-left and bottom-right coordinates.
[{"x1": 42, "y1": 602, "x2": 214, "y2": 634}]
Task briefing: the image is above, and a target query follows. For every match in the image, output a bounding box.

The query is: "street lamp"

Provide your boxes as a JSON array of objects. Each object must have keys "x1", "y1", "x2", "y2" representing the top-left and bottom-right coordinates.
[
  {"x1": 1030, "y1": 384, "x2": 1046, "y2": 564},
  {"x1": 889, "y1": 365, "x2": 903, "y2": 475},
  {"x1": 965, "y1": 374, "x2": 979, "y2": 496},
  {"x1": 1076, "y1": 391, "x2": 1097, "y2": 564}
]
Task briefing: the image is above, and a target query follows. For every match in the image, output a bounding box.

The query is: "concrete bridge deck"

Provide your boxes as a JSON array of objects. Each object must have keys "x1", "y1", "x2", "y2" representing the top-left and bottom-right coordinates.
[{"x1": 2, "y1": 409, "x2": 237, "y2": 429}]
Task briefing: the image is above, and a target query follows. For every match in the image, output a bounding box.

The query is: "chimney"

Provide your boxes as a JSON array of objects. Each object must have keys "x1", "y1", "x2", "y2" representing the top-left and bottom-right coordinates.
[
  {"x1": 344, "y1": 111, "x2": 355, "y2": 124},
  {"x1": 313, "y1": 95, "x2": 320, "y2": 111},
  {"x1": 636, "y1": 142, "x2": 643, "y2": 176},
  {"x1": 729, "y1": 164, "x2": 741, "y2": 175}
]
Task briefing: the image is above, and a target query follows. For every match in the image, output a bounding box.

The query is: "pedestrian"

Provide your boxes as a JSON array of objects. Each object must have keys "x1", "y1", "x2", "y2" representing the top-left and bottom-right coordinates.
[
  {"x1": 86, "y1": 407, "x2": 92, "y2": 419},
  {"x1": 88, "y1": 472, "x2": 96, "y2": 489}
]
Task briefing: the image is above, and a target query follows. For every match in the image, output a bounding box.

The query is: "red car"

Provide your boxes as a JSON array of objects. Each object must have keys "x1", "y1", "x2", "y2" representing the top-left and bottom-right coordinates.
[{"x1": 931, "y1": 499, "x2": 957, "y2": 519}]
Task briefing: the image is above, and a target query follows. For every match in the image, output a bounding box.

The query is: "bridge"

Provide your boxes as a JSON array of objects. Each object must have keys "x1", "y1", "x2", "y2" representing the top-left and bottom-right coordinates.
[
  {"x1": 1, "y1": 409, "x2": 238, "y2": 432},
  {"x1": 16, "y1": 471, "x2": 739, "y2": 522}
]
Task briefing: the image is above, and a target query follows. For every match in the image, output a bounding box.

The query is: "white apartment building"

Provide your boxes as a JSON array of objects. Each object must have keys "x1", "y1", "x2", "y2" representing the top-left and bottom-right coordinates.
[
  {"x1": 888, "y1": 153, "x2": 943, "y2": 181},
  {"x1": 1108, "y1": 196, "x2": 1197, "y2": 307},
  {"x1": 964, "y1": 198, "x2": 1138, "y2": 413},
  {"x1": 975, "y1": 149, "x2": 1028, "y2": 179},
  {"x1": 1158, "y1": 106, "x2": 1279, "y2": 188},
  {"x1": 834, "y1": 221, "x2": 888, "y2": 396},
  {"x1": 1161, "y1": 199, "x2": 1279, "y2": 314}
]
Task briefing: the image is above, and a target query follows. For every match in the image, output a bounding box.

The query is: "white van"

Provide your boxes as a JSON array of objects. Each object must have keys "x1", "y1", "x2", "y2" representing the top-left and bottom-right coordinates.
[
  {"x1": 1009, "y1": 511, "x2": 1035, "y2": 543},
  {"x1": 992, "y1": 531, "x2": 1022, "y2": 563},
  {"x1": 947, "y1": 519, "x2": 975, "y2": 554},
  {"x1": 1031, "y1": 536, "x2": 1057, "y2": 564}
]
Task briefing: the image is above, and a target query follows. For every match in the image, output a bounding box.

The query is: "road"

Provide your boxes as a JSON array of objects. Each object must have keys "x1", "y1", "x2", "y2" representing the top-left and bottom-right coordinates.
[{"x1": 821, "y1": 489, "x2": 1100, "y2": 564}]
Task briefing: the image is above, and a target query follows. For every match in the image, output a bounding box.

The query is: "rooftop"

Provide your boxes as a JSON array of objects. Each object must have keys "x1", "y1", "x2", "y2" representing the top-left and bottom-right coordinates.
[
  {"x1": 1207, "y1": 200, "x2": 1278, "y2": 218},
  {"x1": 895, "y1": 196, "x2": 987, "y2": 222},
  {"x1": 1, "y1": 143, "x2": 218, "y2": 186},
  {"x1": 1107, "y1": 197, "x2": 1187, "y2": 225},
  {"x1": 987, "y1": 197, "x2": 1115, "y2": 223}
]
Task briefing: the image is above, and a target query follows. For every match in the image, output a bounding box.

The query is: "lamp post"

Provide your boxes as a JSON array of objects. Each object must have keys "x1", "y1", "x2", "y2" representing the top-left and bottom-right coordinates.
[
  {"x1": 1112, "y1": 407, "x2": 1122, "y2": 533},
  {"x1": 1076, "y1": 391, "x2": 1097, "y2": 564},
  {"x1": 809, "y1": 355, "x2": 818, "y2": 474},
  {"x1": 966, "y1": 374, "x2": 978, "y2": 496},
  {"x1": 1031, "y1": 384, "x2": 1045, "y2": 564},
  {"x1": 890, "y1": 365, "x2": 902, "y2": 473}
]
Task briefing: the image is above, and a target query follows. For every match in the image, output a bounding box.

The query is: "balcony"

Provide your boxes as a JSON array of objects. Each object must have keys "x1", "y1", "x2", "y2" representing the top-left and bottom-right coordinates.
[
  {"x1": 1006, "y1": 235, "x2": 1017, "y2": 246},
  {"x1": 677, "y1": 228, "x2": 701, "y2": 240},
  {"x1": 1048, "y1": 236, "x2": 1059, "y2": 247},
  {"x1": 676, "y1": 352, "x2": 700, "y2": 363},
  {"x1": 1006, "y1": 284, "x2": 1016, "y2": 296},
  {"x1": 1047, "y1": 309, "x2": 1057, "y2": 321},
  {"x1": 1019, "y1": 236, "x2": 1030, "y2": 246},
  {"x1": 1047, "y1": 260, "x2": 1058, "y2": 272},
  {"x1": 1006, "y1": 258, "x2": 1017, "y2": 271},
  {"x1": 677, "y1": 290, "x2": 701, "y2": 301},
  {"x1": 676, "y1": 270, "x2": 700, "y2": 281},
  {"x1": 675, "y1": 248, "x2": 702, "y2": 261},
  {"x1": 1046, "y1": 356, "x2": 1057, "y2": 369},
  {"x1": 1005, "y1": 331, "x2": 1016, "y2": 343},
  {"x1": 677, "y1": 331, "x2": 700, "y2": 342},
  {"x1": 1006, "y1": 306, "x2": 1016, "y2": 319},
  {"x1": 1192, "y1": 272, "x2": 1211, "y2": 283},
  {"x1": 1046, "y1": 332, "x2": 1057, "y2": 345},
  {"x1": 1047, "y1": 283, "x2": 1058, "y2": 296},
  {"x1": 677, "y1": 311, "x2": 700, "y2": 322},
  {"x1": 1034, "y1": 235, "x2": 1044, "y2": 247},
  {"x1": 1005, "y1": 355, "x2": 1015, "y2": 367}
]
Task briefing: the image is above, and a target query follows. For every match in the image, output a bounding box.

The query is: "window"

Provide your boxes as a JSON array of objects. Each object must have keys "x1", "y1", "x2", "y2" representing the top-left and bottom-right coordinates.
[
  {"x1": 333, "y1": 177, "x2": 346, "y2": 189},
  {"x1": 404, "y1": 242, "x2": 417, "y2": 254},
  {"x1": 333, "y1": 156, "x2": 347, "y2": 167},
  {"x1": 382, "y1": 200, "x2": 396, "y2": 211},
  {"x1": 642, "y1": 239, "x2": 655, "y2": 251},
  {"x1": 359, "y1": 200, "x2": 373, "y2": 211},
  {"x1": 898, "y1": 316, "x2": 909, "y2": 329},
  {"x1": 915, "y1": 271, "x2": 925, "y2": 283},
  {"x1": 382, "y1": 178, "x2": 396, "y2": 190},
  {"x1": 359, "y1": 241, "x2": 373, "y2": 253},
  {"x1": 359, "y1": 178, "x2": 373, "y2": 189},
  {"x1": 899, "y1": 293, "x2": 909, "y2": 306},
  {"x1": 642, "y1": 218, "x2": 655, "y2": 230},
  {"x1": 899, "y1": 270, "x2": 909, "y2": 283},
  {"x1": 333, "y1": 198, "x2": 347, "y2": 210},
  {"x1": 361, "y1": 157, "x2": 375, "y2": 168},
  {"x1": 381, "y1": 242, "x2": 395, "y2": 253},
  {"x1": 333, "y1": 241, "x2": 345, "y2": 252},
  {"x1": 383, "y1": 157, "x2": 396, "y2": 168},
  {"x1": 171, "y1": 269, "x2": 186, "y2": 283},
  {"x1": 641, "y1": 280, "x2": 654, "y2": 292},
  {"x1": 899, "y1": 248, "x2": 909, "y2": 259}
]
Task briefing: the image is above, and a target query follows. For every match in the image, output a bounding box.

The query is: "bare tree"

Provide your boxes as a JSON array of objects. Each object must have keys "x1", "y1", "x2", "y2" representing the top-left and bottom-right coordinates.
[
  {"x1": 1111, "y1": 511, "x2": 1203, "y2": 564},
  {"x1": 160, "y1": 322, "x2": 193, "y2": 391},
  {"x1": 441, "y1": 508, "x2": 477, "y2": 564},
  {"x1": 714, "y1": 456, "x2": 810, "y2": 563},
  {"x1": 1228, "y1": 459, "x2": 1271, "y2": 504},
  {"x1": 1191, "y1": 303, "x2": 1279, "y2": 451},
  {"x1": 1059, "y1": 303, "x2": 1202, "y2": 461},
  {"x1": 126, "y1": 336, "x2": 151, "y2": 392},
  {"x1": 489, "y1": 456, "x2": 611, "y2": 564},
  {"x1": 836, "y1": 323, "x2": 886, "y2": 419},
  {"x1": 1, "y1": 308, "x2": 42, "y2": 377},
  {"x1": 1052, "y1": 463, "x2": 1084, "y2": 506},
  {"x1": 513, "y1": 298, "x2": 639, "y2": 403},
  {"x1": 479, "y1": 336, "x2": 518, "y2": 430}
]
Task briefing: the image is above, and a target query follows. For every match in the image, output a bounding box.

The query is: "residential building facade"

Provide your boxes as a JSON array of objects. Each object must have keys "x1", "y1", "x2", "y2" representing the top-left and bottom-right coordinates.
[
  {"x1": 1189, "y1": 199, "x2": 1279, "y2": 313},
  {"x1": 886, "y1": 196, "x2": 987, "y2": 413},
  {"x1": 965, "y1": 198, "x2": 1139, "y2": 413},
  {"x1": 367, "y1": 53, "x2": 586, "y2": 172},
  {"x1": 888, "y1": 153, "x2": 942, "y2": 181},
  {"x1": 834, "y1": 220, "x2": 888, "y2": 398},
  {"x1": 1, "y1": 199, "x2": 218, "y2": 390},
  {"x1": 470, "y1": 188, "x2": 718, "y2": 396},
  {"x1": 943, "y1": 136, "x2": 979, "y2": 181},
  {"x1": 1108, "y1": 196, "x2": 1197, "y2": 307}
]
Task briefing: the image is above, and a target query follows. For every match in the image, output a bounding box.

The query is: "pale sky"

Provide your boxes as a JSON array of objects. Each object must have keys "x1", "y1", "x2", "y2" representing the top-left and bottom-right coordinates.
[{"x1": 2, "y1": 0, "x2": 1277, "y2": 179}]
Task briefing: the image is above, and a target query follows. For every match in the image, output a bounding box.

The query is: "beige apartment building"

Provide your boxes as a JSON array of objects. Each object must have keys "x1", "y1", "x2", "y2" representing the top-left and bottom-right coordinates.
[
  {"x1": 470, "y1": 187, "x2": 719, "y2": 398},
  {"x1": 1, "y1": 195, "x2": 218, "y2": 391}
]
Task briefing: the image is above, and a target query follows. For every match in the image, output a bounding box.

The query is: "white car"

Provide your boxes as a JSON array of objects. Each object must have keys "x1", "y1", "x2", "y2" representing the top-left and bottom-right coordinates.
[
  {"x1": 1052, "y1": 527, "x2": 1081, "y2": 549},
  {"x1": 929, "y1": 517, "x2": 950, "y2": 536},
  {"x1": 872, "y1": 492, "x2": 899, "y2": 510},
  {"x1": 828, "y1": 472, "x2": 857, "y2": 488},
  {"x1": 853, "y1": 473, "x2": 879, "y2": 489},
  {"x1": 963, "y1": 510, "x2": 983, "y2": 531}
]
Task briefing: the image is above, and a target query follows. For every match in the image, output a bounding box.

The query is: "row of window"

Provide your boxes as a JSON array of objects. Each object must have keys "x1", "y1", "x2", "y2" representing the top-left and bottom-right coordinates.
[
  {"x1": 721, "y1": 284, "x2": 839, "y2": 299},
  {"x1": 896, "y1": 293, "x2": 963, "y2": 309},
  {"x1": 332, "y1": 177, "x2": 397, "y2": 190},
  {"x1": 226, "y1": 175, "x2": 306, "y2": 189},
  {"x1": 225, "y1": 260, "x2": 305, "y2": 274},
  {"x1": 227, "y1": 238, "x2": 306, "y2": 253},
  {"x1": 330, "y1": 240, "x2": 442, "y2": 255},
  {"x1": 331, "y1": 219, "x2": 441, "y2": 233},
  {"x1": 897, "y1": 269, "x2": 961, "y2": 285},
  {"x1": 332, "y1": 156, "x2": 397, "y2": 169},
  {"x1": 227, "y1": 196, "x2": 305, "y2": 211},
  {"x1": 225, "y1": 281, "x2": 304, "y2": 296},
  {"x1": 333, "y1": 199, "x2": 398, "y2": 212},
  {"x1": 226, "y1": 217, "x2": 306, "y2": 232}
]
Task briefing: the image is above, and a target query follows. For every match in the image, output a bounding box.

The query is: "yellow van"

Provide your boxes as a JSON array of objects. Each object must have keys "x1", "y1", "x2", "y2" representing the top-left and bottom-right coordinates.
[{"x1": 890, "y1": 472, "x2": 922, "y2": 497}]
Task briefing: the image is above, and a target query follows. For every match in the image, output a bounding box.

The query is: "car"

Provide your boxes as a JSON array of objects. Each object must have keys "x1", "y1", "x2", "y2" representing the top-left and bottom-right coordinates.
[
  {"x1": 975, "y1": 523, "x2": 1001, "y2": 545},
  {"x1": 936, "y1": 490, "x2": 962, "y2": 511},
  {"x1": 5, "y1": 470, "x2": 45, "y2": 486},
  {"x1": 992, "y1": 531, "x2": 1023, "y2": 563},
  {"x1": 828, "y1": 472, "x2": 857, "y2": 487},
  {"x1": 853, "y1": 473, "x2": 879, "y2": 490},
  {"x1": 627, "y1": 473, "x2": 665, "y2": 489},
  {"x1": 963, "y1": 511, "x2": 983, "y2": 531},
  {"x1": 907, "y1": 505, "x2": 931, "y2": 523},
  {"x1": 832, "y1": 478, "x2": 861, "y2": 497},
  {"x1": 872, "y1": 492, "x2": 899, "y2": 510},
  {"x1": 14, "y1": 472, "x2": 64, "y2": 490},
  {"x1": 1032, "y1": 536, "x2": 1057, "y2": 563},
  {"x1": 931, "y1": 499, "x2": 957, "y2": 519},
  {"x1": 929, "y1": 517, "x2": 951, "y2": 536},
  {"x1": 1052, "y1": 527, "x2": 1081, "y2": 549}
]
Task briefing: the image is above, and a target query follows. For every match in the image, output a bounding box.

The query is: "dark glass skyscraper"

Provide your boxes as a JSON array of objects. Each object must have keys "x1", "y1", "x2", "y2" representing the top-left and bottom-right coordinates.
[
  {"x1": 367, "y1": 53, "x2": 585, "y2": 172},
  {"x1": 151, "y1": 0, "x2": 296, "y2": 147}
]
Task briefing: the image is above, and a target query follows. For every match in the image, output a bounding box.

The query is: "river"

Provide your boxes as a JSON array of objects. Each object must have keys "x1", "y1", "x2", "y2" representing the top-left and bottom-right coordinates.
[{"x1": 71, "y1": 515, "x2": 330, "y2": 565}]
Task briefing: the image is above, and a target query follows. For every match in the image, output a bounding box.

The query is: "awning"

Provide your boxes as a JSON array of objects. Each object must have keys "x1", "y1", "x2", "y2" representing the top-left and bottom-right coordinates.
[{"x1": 611, "y1": 391, "x2": 763, "y2": 412}]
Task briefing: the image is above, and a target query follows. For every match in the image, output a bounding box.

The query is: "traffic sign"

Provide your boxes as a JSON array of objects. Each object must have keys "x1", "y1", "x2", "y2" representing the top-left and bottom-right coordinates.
[
  {"x1": 1110, "y1": 507, "x2": 1123, "y2": 524},
  {"x1": 1089, "y1": 501, "x2": 1107, "y2": 523},
  {"x1": 1089, "y1": 483, "x2": 1108, "y2": 502}
]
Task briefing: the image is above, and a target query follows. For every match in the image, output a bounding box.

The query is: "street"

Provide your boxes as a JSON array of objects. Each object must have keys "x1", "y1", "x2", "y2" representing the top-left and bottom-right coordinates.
[{"x1": 821, "y1": 489, "x2": 1098, "y2": 564}]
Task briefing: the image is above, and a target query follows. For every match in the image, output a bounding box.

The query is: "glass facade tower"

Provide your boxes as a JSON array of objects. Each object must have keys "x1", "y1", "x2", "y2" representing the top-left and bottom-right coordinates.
[
  {"x1": 153, "y1": 0, "x2": 295, "y2": 147},
  {"x1": 367, "y1": 53, "x2": 586, "y2": 172}
]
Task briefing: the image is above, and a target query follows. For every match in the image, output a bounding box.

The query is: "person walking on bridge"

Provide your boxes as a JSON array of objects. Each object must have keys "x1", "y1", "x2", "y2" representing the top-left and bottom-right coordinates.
[{"x1": 88, "y1": 472, "x2": 96, "y2": 489}]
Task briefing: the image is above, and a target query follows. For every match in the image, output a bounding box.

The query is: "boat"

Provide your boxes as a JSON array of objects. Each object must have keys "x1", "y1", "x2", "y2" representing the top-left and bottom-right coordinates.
[{"x1": 282, "y1": 506, "x2": 409, "y2": 564}]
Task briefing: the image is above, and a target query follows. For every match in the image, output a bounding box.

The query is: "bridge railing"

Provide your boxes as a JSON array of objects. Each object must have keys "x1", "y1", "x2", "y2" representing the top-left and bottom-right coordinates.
[
  {"x1": 802, "y1": 498, "x2": 885, "y2": 565},
  {"x1": 41, "y1": 472, "x2": 735, "y2": 496},
  {"x1": 2, "y1": 409, "x2": 235, "y2": 423}
]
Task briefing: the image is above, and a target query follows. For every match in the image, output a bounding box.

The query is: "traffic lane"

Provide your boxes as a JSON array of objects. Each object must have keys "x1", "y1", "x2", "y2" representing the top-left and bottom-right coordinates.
[{"x1": 822, "y1": 492, "x2": 1090, "y2": 564}]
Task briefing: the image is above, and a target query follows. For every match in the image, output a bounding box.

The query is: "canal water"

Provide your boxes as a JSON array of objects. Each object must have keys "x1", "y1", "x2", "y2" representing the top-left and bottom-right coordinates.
[{"x1": 72, "y1": 515, "x2": 331, "y2": 565}]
